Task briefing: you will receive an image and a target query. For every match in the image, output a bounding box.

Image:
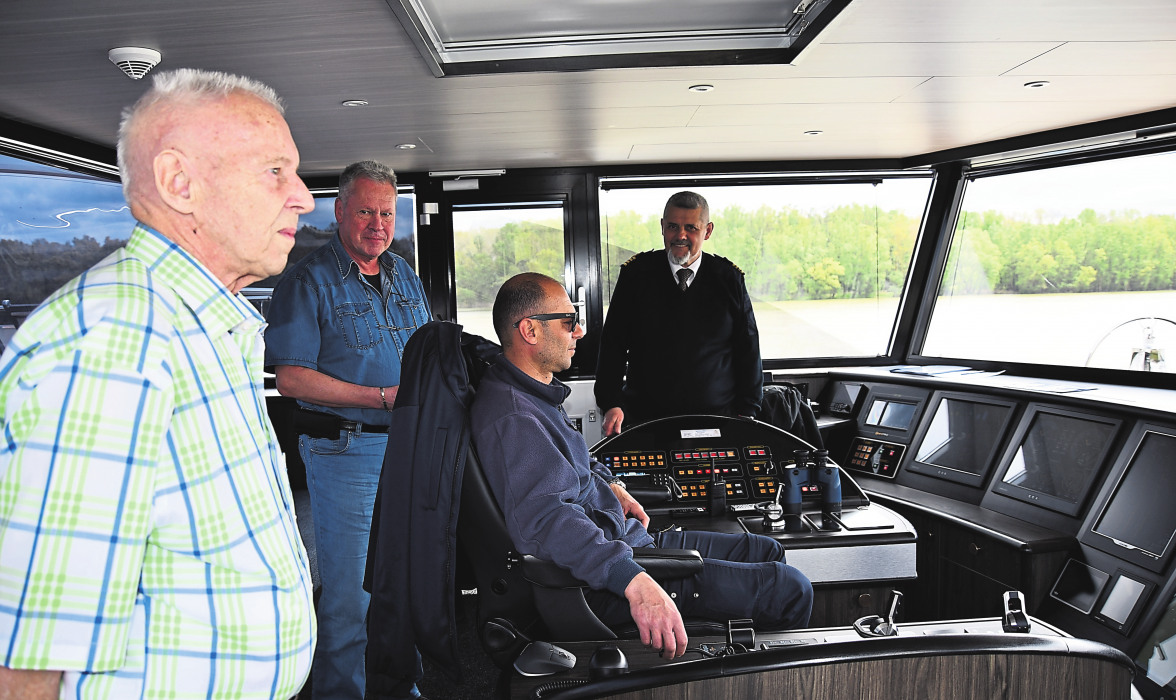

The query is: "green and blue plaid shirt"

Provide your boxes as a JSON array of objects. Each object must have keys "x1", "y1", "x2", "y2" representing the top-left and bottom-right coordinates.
[{"x1": 0, "y1": 224, "x2": 315, "y2": 699}]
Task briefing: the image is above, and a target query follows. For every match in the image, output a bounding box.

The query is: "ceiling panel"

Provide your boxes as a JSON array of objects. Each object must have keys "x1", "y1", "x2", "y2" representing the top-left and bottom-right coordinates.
[
  {"x1": 828, "y1": 0, "x2": 1176, "y2": 43},
  {"x1": 893, "y1": 74, "x2": 1176, "y2": 103},
  {"x1": 793, "y1": 42, "x2": 1063, "y2": 77},
  {"x1": 1007, "y1": 41, "x2": 1176, "y2": 76},
  {"x1": 0, "y1": 0, "x2": 1174, "y2": 173}
]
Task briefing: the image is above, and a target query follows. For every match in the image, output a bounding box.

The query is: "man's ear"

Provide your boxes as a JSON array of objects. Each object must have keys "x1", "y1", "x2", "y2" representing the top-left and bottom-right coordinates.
[
  {"x1": 704, "y1": 221, "x2": 714, "y2": 240},
  {"x1": 334, "y1": 195, "x2": 345, "y2": 223},
  {"x1": 516, "y1": 319, "x2": 541, "y2": 346},
  {"x1": 154, "y1": 149, "x2": 196, "y2": 215}
]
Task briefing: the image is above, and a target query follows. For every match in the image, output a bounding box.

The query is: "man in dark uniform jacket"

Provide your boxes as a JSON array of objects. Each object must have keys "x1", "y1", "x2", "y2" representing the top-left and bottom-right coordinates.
[{"x1": 595, "y1": 191, "x2": 762, "y2": 435}]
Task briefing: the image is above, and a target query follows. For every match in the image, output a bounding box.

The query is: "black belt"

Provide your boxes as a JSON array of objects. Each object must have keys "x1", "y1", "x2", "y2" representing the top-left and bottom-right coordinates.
[{"x1": 295, "y1": 408, "x2": 389, "y2": 439}]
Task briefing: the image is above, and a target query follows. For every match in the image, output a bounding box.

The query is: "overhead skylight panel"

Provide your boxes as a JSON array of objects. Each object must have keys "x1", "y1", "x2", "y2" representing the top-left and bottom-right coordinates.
[{"x1": 387, "y1": 0, "x2": 852, "y2": 76}]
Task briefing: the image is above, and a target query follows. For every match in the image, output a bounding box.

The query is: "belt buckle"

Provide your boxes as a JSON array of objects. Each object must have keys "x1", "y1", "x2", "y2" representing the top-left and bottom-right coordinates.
[{"x1": 340, "y1": 420, "x2": 360, "y2": 433}]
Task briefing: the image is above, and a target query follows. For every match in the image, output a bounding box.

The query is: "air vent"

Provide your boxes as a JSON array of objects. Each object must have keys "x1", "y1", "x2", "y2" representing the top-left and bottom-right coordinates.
[{"x1": 107, "y1": 47, "x2": 162, "y2": 80}]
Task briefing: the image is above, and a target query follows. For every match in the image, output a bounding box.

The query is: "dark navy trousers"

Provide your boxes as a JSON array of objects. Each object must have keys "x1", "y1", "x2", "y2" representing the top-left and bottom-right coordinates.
[{"x1": 585, "y1": 530, "x2": 813, "y2": 631}]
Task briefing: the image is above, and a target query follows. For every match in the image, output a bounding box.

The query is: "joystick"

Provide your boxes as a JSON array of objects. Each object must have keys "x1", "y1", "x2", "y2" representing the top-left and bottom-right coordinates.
[
  {"x1": 853, "y1": 590, "x2": 902, "y2": 638},
  {"x1": 1002, "y1": 590, "x2": 1031, "y2": 634}
]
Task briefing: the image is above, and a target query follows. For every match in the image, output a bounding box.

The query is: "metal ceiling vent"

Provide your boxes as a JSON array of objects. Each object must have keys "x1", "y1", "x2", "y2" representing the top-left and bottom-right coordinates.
[{"x1": 108, "y1": 47, "x2": 162, "y2": 80}]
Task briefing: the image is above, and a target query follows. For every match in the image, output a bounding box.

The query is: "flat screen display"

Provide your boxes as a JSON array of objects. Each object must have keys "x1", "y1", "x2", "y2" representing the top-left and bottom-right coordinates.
[
  {"x1": 1000, "y1": 412, "x2": 1116, "y2": 506},
  {"x1": 914, "y1": 398, "x2": 1012, "y2": 477},
  {"x1": 1050, "y1": 559, "x2": 1109, "y2": 614},
  {"x1": 1098, "y1": 575, "x2": 1146, "y2": 626},
  {"x1": 1092, "y1": 432, "x2": 1176, "y2": 559},
  {"x1": 1138, "y1": 593, "x2": 1176, "y2": 689},
  {"x1": 865, "y1": 399, "x2": 918, "y2": 430}
]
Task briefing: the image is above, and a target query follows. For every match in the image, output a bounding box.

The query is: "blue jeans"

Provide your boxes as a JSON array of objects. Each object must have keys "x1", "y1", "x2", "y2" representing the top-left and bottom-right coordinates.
[{"x1": 300, "y1": 431, "x2": 422, "y2": 700}]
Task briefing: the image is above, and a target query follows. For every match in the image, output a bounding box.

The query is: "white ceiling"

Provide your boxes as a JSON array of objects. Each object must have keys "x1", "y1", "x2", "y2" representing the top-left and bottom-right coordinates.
[{"x1": 0, "y1": 0, "x2": 1173, "y2": 175}]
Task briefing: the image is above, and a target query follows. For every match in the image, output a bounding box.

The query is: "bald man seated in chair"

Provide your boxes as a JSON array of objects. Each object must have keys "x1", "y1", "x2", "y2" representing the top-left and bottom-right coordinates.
[{"x1": 469, "y1": 273, "x2": 812, "y2": 658}]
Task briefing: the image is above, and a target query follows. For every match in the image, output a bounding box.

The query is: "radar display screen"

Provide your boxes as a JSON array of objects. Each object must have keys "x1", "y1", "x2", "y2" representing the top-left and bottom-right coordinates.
[
  {"x1": 865, "y1": 399, "x2": 918, "y2": 430},
  {"x1": 1092, "y1": 431, "x2": 1176, "y2": 559},
  {"x1": 995, "y1": 409, "x2": 1117, "y2": 515},
  {"x1": 909, "y1": 396, "x2": 1013, "y2": 485}
]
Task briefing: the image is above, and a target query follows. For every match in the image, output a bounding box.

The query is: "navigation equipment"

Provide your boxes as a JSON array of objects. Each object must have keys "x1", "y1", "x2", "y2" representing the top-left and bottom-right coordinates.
[
  {"x1": 991, "y1": 404, "x2": 1119, "y2": 516},
  {"x1": 906, "y1": 391, "x2": 1017, "y2": 488},
  {"x1": 1083, "y1": 424, "x2": 1176, "y2": 573},
  {"x1": 1050, "y1": 559, "x2": 1109, "y2": 614}
]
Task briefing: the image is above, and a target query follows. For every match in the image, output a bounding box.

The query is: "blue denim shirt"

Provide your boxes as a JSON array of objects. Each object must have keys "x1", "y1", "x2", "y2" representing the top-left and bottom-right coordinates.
[{"x1": 265, "y1": 234, "x2": 432, "y2": 426}]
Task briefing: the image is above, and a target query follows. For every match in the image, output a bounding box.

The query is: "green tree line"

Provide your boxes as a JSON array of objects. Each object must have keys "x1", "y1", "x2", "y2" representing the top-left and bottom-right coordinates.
[
  {"x1": 0, "y1": 223, "x2": 417, "y2": 308},
  {"x1": 603, "y1": 204, "x2": 920, "y2": 303},
  {"x1": 0, "y1": 235, "x2": 126, "y2": 305},
  {"x1": 455, "y1": 220, "x2": 563, "y2": 308},
  {"x1": 944, "y1": 209, "x2": 1176, "y2": 295}
]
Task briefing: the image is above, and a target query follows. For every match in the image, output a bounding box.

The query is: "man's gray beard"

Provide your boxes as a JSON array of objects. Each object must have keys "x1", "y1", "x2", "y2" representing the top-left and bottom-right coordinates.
[{"x1": 668, "y1": 247, "x2": 692, "y2": 266}]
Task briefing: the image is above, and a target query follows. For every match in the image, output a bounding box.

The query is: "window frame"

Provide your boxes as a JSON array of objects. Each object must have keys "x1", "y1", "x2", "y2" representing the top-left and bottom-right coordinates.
[
  {"x1": 906, "y1": 139, "x2": 1176, "y2": 391},
  {"x1": 597, "y1": 168, "x2": 941, "y2": 370}
]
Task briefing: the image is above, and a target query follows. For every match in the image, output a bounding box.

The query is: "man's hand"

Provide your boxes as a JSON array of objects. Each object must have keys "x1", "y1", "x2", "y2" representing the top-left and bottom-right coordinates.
[
  {"x1": 274, "y1": 365, "x2": 395, "y2": 411},
  {"x1": 0, "y1": 667, "x2": 61, "y2": 700},
  {"x1": 603, "y1": 407, "x2": 624, "y2": 436},
  {"x1": 609, "y1": 483, "x2": 650, "y2": 528},
  {"x1": 624, "y1": 573, "x2": 687, "y2": 659}
]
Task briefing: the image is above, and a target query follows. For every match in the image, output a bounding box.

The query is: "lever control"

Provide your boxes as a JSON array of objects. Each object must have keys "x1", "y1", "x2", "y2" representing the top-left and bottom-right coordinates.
[
  {"x1": 1002, "y1": 590, "x2": 1031, "y2": 633},
  {"x1": 853, "y1": 590, "x2": 902, "y2": 638}
]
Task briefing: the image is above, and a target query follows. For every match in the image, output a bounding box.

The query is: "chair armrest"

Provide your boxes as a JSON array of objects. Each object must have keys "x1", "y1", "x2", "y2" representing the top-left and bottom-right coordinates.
[
  {"x1": 626, "y1": 485, "x2": 672, "y2": 505},
  {"x1": 521, "y1": 549, "x2": 703, "y2": 590},
  {"x1": 633, "y1": 548, "x2": 703, "y2": 579}
]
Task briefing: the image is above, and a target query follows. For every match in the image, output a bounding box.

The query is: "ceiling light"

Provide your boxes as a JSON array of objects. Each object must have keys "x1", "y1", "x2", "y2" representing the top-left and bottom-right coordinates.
[
  {"x1": 395, "y1": 143, "x2": 417, "y2": 150},
  {"x1": 108, "y1": 47, "x2": 161, "y2": 80},
  {"x1": 689, "y1": 84, "x2": 715, "y2": 93},
  {"x1": 1023, "y1": 80, "x2": 1050, "y2": 89},
  {"x1": 804, "y1": 130, "x2": 823, "y2": 136},
  {"x1": 342, "y1": 100, "x2": 369, "y2": 107}
]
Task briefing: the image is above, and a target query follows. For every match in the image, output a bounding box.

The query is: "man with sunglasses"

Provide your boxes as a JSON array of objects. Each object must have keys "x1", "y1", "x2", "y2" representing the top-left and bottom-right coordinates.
[{"x1": 471, "y1": 273, "x2": 812, "y2": 660}]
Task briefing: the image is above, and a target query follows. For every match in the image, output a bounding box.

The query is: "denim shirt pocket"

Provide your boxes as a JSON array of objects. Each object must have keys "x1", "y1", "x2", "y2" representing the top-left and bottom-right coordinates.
[
  {"x1": 392, "y1": 296, "x2": 429, "y2": 328},
  {"x1": 335, "y1": 302, "x2": 383, "y2": 349}
]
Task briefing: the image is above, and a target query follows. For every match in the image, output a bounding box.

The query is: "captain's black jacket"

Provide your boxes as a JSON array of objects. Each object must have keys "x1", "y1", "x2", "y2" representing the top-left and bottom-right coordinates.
[{"x1": 595, "y1": 250, "x2": 763, "y2": 422}]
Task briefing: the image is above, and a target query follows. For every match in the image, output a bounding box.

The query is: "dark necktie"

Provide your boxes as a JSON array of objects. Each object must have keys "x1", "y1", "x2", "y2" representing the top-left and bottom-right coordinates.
[{"x1": 677, "y1": 268, "x2": 693, "y2": 291}]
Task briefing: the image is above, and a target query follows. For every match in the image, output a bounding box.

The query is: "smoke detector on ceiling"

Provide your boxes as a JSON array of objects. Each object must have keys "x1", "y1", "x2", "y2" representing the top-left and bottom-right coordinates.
[{"x1": 108, "y1": 47, "x2": 162, "y2": 80}]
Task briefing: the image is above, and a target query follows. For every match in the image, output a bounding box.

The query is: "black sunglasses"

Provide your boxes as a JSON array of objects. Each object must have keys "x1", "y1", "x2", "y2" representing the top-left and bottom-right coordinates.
[{"x1": 513, "y1": 311, "x2": 579, "y2": 329}]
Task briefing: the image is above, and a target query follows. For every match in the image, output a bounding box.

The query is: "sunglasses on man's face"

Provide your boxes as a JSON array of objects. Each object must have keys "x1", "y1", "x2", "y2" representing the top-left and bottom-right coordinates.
[{"x1": 513, "y1": 311, "x2": 579, "y2": 330}]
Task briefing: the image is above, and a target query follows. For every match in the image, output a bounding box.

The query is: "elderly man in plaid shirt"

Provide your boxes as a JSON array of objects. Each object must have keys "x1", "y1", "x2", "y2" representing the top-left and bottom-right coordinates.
[{"x1": 0, "y1": 69, "x2": 317, "y2": 699}]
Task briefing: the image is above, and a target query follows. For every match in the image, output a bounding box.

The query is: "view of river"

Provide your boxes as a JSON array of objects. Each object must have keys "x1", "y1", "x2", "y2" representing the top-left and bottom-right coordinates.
[{"x1": 458, "y1": 290, "x2": 1176, "y2": 372}]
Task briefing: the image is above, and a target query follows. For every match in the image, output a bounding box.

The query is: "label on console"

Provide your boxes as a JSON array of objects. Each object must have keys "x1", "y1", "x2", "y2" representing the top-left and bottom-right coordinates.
[{"x1": 681, "y1": 428, "x2": 721, "y2": 438}]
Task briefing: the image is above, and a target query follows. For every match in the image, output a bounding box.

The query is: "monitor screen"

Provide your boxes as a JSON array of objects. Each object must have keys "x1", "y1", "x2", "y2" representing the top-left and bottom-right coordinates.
[
  {"x1": 865, "y1": 399, "x2": 918, "y2": 431},
  {"x1": 915, "y1": 397, "x2": 1012, "y2": 477},
  {"x1": 1050, "y1": 559, "x2": 1109, "y2": 614},
  {"x1": 1000, "y1": 411, "x2": 1116, "y2": 506},
  {"x1": 1138, "y1": 593, "x2": 1176, "y2": 689},
  {"x1": 1099, "y1": 575, "x2": 1147, "y2": 626},
  {"x1": 1092, "y1": 432, "x2": 1176, "y2": 559}
]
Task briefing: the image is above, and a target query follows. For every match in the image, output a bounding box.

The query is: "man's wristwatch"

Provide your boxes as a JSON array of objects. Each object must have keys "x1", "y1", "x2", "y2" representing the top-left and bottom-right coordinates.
[{"x1": 607, "y1": 477, "x2": 626, "y2": 490}]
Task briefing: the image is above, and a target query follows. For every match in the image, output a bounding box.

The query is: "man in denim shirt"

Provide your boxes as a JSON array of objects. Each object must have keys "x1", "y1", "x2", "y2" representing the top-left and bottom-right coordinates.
[{"x1": 265, "y1": 160, "x2": 431, "y2": 700}]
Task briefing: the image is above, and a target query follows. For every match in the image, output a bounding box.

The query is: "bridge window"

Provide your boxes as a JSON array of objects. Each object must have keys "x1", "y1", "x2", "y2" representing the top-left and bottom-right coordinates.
[
  {"x1": 452, "y1": 201, "x2": 567, "y2": 341},
  {"x1": 0, "y1": 153, "x2": 134, "y2": 311},
  {"x1": 599, "y1": 174, "x2": 934, "y2": 360},
  {"x1": 921, "y1": 149, "x2": 1176, "y2": 373}
]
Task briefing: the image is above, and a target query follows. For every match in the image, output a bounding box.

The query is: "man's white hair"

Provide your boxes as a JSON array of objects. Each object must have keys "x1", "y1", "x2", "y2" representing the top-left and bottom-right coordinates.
[{"x1": 116, "y1": 68, "x2": 284, "y2": 198}]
